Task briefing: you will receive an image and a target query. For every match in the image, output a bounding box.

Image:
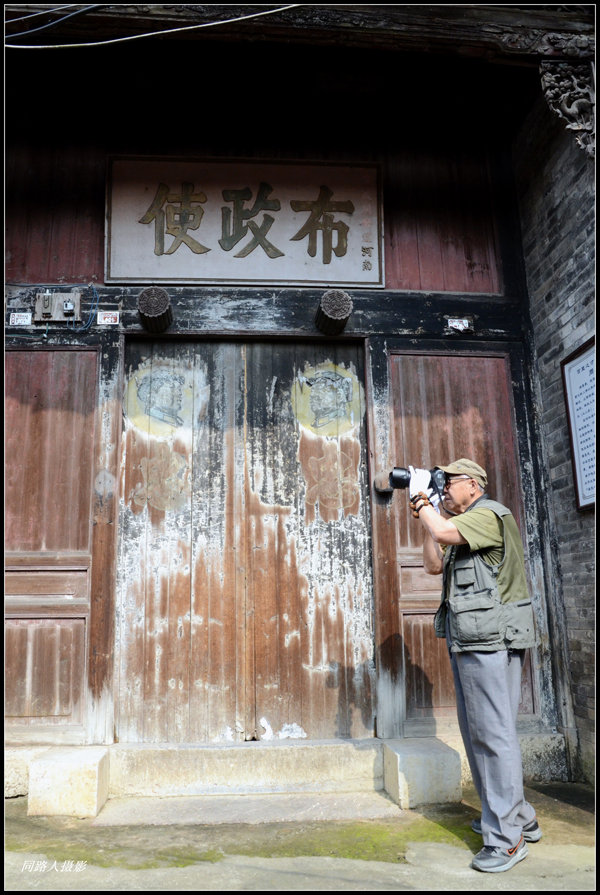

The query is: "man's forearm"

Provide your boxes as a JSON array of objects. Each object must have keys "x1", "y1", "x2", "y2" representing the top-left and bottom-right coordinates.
[
  {"x1": 422, "y1": 528, "x2": 443, "y2": 574},
  {"x1": 418, "y1": 505, "x2": 467, "y2": 546}
]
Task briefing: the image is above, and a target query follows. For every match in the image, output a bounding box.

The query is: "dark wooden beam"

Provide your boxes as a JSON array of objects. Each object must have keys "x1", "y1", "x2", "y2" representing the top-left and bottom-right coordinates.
[
  {"x1": 6, "y1": 285, "x2": 529, "y2": 344},
  {"x1": 5, "y1": 4, "x2": 594, "y2": 61}
]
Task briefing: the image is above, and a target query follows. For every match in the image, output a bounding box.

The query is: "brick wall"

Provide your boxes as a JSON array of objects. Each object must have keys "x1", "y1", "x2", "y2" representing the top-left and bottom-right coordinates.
[{"x1": 512, "y1": 94, "x2": 595, "y2": 783}]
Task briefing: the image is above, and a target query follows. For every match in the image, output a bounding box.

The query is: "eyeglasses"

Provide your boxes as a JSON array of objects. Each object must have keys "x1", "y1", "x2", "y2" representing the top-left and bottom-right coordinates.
[{"x1": 444, "y1": 475, "x2": 473, "y2": 490}]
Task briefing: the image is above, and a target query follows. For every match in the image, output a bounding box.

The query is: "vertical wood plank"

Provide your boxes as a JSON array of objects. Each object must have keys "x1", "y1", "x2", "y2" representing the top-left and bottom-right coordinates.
[
  {"x1": 293, "y1": 342, "x2": 375, "y2": 739},
  {"x1": 163, "y1": 342, "x2": 193, "y2": 742},
  {"x1": 457, "y1": 150, "x2": 501, "y2": 294},
  {"x1": 5, "y1": 352, "x2": 36, "y2": 550},
  {"x1": 4, "y1": 623, "x2": 29, "y2": 716},
  {"x1": 416, "y1": 153, "x2": 446, "y2": 292},
  {"x1": 438, "y1": 155, "x2": 469, "y2": 291},
  {"x1": 189, "y1": 343, "x2": 213, "y2": 741},
  {"x1": 189, "y1": 342, "x2": 240, "y2": 741},
  {"x1": 383, "y1": 148, "x2": 501, "y2": 293},
  {"x1": 383, "y1": 151, "x2": 422, "y2": 290},
  {"x1": 6, "y1": 142, "x2": 105, "y2": 284},
  {"x1": 118, "y1": 341, "x2": 149, "y2": 741}
]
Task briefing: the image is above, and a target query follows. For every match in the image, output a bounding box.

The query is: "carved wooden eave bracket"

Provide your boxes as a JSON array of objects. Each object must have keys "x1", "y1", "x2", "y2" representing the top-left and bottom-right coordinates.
[
  {"x1": 540, "y1": 61, "x2": 595, "y2": 159},
  {"x1": 488, "y1": 26, "x2": 593, "y2": 60},
  {"x1": 485, "y1": 23, "x2": 595, "y2": 160}
]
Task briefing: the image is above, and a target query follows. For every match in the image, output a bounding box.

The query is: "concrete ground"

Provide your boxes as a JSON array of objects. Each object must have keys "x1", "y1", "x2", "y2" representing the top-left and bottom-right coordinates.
[{"x1": 4, "y1": 782, "x2": 595, "y2": 891}]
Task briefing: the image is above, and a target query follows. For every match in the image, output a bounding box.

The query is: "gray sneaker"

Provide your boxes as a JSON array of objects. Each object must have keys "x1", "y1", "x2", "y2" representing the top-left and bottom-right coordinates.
[
  {"x1": 472, "y1": 838, "x2": 529, "y2": 873},
  {"x1": 471, "y1": 817, "x2": 542, "y2": 842}
]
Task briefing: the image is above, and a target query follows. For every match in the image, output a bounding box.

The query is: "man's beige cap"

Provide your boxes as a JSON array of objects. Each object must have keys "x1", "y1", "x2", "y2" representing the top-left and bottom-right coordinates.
[{"x1": 436, "y1": 458, "x2": 488, "y2": 489}]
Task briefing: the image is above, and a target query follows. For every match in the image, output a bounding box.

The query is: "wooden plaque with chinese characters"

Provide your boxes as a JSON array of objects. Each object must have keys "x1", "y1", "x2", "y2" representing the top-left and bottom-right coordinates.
[{"x1": 106, "y1": 158, "x2": 383, "y2": 287}]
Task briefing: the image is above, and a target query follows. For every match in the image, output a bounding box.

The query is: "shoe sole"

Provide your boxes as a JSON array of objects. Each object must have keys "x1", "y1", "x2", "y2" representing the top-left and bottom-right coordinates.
[{"x1": 472, "y1": 844, "x2": 529, "y2": 873}]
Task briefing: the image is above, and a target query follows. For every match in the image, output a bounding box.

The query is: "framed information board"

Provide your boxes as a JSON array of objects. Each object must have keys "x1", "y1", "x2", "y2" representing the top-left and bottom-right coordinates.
[{"x1": 560, "y1": 337, "x2": 595, "y2": 510}]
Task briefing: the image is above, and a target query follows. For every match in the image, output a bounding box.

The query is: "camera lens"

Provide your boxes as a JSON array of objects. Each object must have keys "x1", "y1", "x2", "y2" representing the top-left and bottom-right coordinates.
[{"x1": 390, "y1": 467, "x2": 411, "y2": 489}]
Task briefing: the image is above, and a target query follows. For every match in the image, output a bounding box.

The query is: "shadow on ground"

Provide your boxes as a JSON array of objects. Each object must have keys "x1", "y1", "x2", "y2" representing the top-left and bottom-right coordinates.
[{"x1": 417, "y1": 781, "x2": 595, "y2": 861}]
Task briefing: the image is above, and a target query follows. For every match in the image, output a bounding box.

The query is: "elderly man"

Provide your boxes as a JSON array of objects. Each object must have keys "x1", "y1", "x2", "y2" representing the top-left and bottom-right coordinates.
[{"x1": 408, "y1": 458, "x2": 541, "y2": 873}]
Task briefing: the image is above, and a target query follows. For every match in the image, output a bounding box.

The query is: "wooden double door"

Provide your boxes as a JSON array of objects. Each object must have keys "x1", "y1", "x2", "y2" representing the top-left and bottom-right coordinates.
[{"x1": 117, "y1": 339, "x2": 375, "y2": 743}]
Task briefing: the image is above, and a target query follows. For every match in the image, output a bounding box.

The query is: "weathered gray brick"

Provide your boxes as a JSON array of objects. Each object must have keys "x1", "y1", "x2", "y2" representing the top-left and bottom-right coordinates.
[{"x1": 513, "y1": 94, "x2": 595, "y2": 783}]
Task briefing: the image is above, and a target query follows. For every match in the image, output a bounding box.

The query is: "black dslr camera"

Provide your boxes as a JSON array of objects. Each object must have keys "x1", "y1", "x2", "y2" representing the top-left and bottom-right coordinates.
[{"x1": 377, "y1": 466, "x2": 446, "y2": 500}]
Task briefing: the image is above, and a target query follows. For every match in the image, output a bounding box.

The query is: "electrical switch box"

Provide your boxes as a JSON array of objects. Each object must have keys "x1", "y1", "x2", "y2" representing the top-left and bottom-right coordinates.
[{"x1": 34, "y1": 292, "x2": 81, "y2": 323}]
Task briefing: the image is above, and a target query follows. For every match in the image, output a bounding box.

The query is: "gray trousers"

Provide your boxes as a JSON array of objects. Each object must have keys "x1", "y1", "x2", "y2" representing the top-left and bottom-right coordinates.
[{"x1": 450, "y1": 647, "x2": 536, "y2": 849}]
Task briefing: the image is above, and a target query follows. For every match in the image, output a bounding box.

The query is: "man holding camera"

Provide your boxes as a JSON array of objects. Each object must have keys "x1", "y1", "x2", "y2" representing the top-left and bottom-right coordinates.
[{"x1": 408, "y1": 458, "x2": 540, "y2": 873}]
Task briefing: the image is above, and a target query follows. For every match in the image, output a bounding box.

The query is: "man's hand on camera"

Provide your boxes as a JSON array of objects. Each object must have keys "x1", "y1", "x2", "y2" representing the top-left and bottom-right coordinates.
[
  {"x1": 409, "y1": 466, "x2": 444, "y2": 514},
  {"x1": 409, "y1": 466, "x2": 431, "y2": 498},
  {"x1": 429, "y1": 490, "x2": 444, "y2": 513}
]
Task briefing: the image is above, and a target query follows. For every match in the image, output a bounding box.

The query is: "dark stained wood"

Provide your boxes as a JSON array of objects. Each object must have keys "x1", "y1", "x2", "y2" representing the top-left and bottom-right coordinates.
[
  {"x1": 5, "y1": 282, "x2": 533, "y2": 348},
  {"x1": 390, "y1": 353, "x2": 525, "y2": 540},
  {"x1": 383, "y1": 149, "x2": 501, "y2": 293},
  {"x1": 6, "y1": 144, "x2": 501, "y2": 294},
  {"x1": 5, "y1": 5, "x2": 593, "y2": 61},
  {"x1": 403, "y1": 612, "x2": 456, "y2": 719},
  {"x1": 384, "y1": 151, "x2": 499, "y2": 293},
  {"x1": 5, "y1": 141, "x2": 105, "y2": 286}
]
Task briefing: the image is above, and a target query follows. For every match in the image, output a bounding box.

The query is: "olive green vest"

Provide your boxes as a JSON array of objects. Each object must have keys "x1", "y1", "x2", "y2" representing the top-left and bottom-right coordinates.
[{"x1": 434, "y1": 497, "x2": 536, "y2": 652}]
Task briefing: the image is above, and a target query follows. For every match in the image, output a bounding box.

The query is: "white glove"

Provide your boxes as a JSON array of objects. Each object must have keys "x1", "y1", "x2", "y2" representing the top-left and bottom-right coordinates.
[
  {"x1": 408, "y1": 466, "x2": 431, "y2": 498},
  {"x1": 428, "y1": 489, "x2": 442, "y2": 513}
]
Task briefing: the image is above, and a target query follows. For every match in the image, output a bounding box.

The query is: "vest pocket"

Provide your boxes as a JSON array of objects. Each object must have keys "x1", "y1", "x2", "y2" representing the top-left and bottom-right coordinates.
[
  {"x1": 454, "y1": 556, "x2": 476, "y2": 587},
  {"x1": 448, "y1": 589, "x2": 501, "y2": 645},
  {"x1": 503, "y1": 599, "x2": 534, "y2": 643}
]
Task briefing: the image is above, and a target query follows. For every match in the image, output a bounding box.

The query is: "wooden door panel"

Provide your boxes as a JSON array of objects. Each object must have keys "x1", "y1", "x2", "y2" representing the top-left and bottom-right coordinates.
[
  {"x1": 5, "y1": 350, "x2": 95, "y2": 740},
  {"x1": 117, "y1": 340, "x2": 375, "y2": 743},
  {"x1": 403, "y1": 614, "x2": 456, "y2": 718},
  {"x1": 5, "y1": 619, "x2": 85, "y2": 723},
  {"x1": 391, "y1": 353, "x2": 524, "y2": 542},
  {"x1": 118, "y1": 341, "x2": 237, "y2": 742},
  {"x1": 389, "y1": 352, "x2": 535, "y2": 733},
  {"x1": 5, "y1": 350, "x2": 96, "y2": 553},
  {"x1": 246, "y1": 342, "x2": 374, "y2": 741}
]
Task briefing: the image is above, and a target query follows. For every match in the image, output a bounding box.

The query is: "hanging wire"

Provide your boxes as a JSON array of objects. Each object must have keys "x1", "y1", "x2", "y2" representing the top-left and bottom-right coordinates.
[
  {"x1": 68, "y1": 282, "x2": 101, "y2": 331},
  {"x1": 5, "y1": 4, "x2": 302, "y2": 49},
  {"x1": 5, "y1": 5, "x2": 76, "y2": 24},
  {"x1": 6, "y1": 5, "x2": 104, "y2": 38}
]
